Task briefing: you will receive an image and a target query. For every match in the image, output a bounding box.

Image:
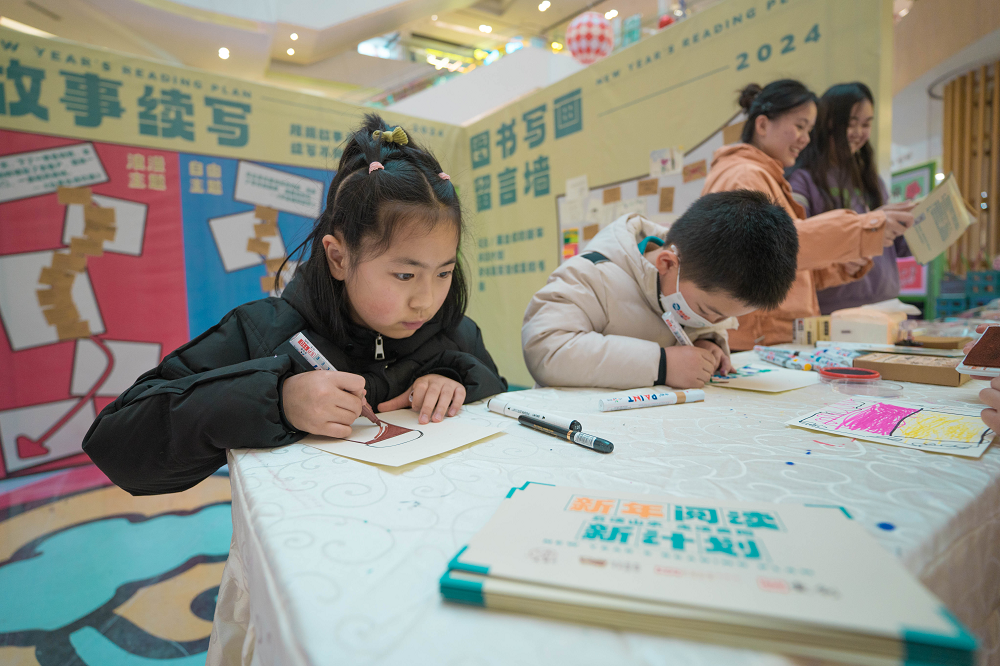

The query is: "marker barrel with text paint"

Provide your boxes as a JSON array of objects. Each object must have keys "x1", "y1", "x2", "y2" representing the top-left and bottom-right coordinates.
[
  {"x1": 756, "y1": 349, "x2": 812, "y2": 371},
  {"x1": 487, "y1": 398, "x2": 582, "y2": 431},
  {"x1": 598, "y1": 389, "x2": 705, "y2": 412}
]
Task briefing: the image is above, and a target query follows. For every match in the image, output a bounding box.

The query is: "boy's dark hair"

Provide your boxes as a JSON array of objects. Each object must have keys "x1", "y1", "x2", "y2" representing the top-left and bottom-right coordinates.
[
  {"x1": 288, "y1": 113, "x2": 466, "y2": 342},
  {"x1": 665, "y1": 190, "x2": 798, "y2": 309},
  {"x1": 794, "y1": 82, "x2": 883, "y2": 211},
  {"x1": 738, "y1": 79, "x2": 818, "y2": 143}
]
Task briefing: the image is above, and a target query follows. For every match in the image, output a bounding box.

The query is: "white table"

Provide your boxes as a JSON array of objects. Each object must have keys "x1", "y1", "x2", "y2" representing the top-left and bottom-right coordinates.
[{"x1": 209, "y1": 371, "x2": 1000, "y2": 666}]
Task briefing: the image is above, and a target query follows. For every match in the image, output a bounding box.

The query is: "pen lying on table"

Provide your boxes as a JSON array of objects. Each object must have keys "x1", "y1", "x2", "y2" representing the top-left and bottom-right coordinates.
[{"x1": 517, "y1": 415, "x2": 613, "y2": 454}]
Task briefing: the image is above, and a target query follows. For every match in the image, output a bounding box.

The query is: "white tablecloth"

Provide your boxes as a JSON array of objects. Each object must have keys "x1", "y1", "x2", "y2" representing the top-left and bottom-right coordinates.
[{"x1": 208, "y1": 373, "x2": 1000, "y2": 666}]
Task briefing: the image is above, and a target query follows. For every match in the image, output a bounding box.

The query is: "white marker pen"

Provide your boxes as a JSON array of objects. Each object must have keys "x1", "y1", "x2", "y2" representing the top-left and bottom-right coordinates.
[
  {"x1": 487, "y1": 397, "x2": 582, "y2": 431},
  {"x1": 598, "y1": 389, "x2": 705, "y2": 412}
]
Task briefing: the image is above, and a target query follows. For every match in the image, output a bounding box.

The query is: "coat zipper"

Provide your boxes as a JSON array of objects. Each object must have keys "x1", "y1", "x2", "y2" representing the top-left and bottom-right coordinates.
[{"x1": 374, "y1": 334, "x2": 385, "y2": 360}]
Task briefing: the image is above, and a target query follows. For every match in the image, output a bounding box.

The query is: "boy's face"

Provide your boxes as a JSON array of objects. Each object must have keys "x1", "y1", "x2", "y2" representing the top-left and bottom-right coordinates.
[{"x1": 651, "y1": 247, "x2": 757, "y2": 324}]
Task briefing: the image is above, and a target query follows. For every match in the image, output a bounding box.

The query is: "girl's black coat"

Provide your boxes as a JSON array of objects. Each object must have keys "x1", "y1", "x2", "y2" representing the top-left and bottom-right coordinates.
[{"x1": 82, "y1": 276, "x2": 507, "y2": 495}]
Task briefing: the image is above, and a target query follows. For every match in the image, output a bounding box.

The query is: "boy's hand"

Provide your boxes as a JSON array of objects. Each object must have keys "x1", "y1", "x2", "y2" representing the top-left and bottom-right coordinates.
[
  {"x1": 378, "y1": 374, "x2": 466, "y2": 424},
  {"x1": 665, "y1": 345, "x2": 717, "y2": 389},
  {"x1": 694, "y1": 339, "x2": 733, "y2": 375},
  {"x1": 281, "y1": 371, "x2": 365, "y2": 438}
]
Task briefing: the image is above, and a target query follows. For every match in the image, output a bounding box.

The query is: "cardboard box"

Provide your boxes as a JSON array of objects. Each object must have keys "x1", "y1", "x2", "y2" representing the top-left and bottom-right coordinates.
[
  {"x1": 853, "y1": 353, "x2": 970, "y2": 387},
  {"x1": 793, "y1": 316, "x2": 831, "y2": 344},
  {"x1": 912, "y1": 336, "x2": 974, "y2": 350}
]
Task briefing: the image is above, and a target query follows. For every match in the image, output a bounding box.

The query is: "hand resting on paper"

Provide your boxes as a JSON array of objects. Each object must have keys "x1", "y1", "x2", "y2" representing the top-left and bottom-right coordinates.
[
  {"x1": 666, "y1": 345, "x2": 717, "y2": 389},
  {"x1": 378, "y1": 373, "x2": 465, "y2": 425},
  {"x1": 694, "y1": 339, "x2": 733, "y2": 376},
  {"x1": 281, "y1": 370, "x2": 365, "y2": 438},
  {"x1": 964, "y1": 325, "x2": 1000, "y2": 431}
]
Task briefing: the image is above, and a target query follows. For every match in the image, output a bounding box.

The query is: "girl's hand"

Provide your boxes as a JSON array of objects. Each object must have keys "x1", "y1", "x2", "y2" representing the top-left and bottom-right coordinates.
[
  {"x1": 281, "y1": 371, "x2": 366, "y2": 438},
  {"x1": 378, "y1": 374, "x2": 466, "y2": 424},
  {"x1": 881, "y1": 209, "x2": 914, "y2": 247}
]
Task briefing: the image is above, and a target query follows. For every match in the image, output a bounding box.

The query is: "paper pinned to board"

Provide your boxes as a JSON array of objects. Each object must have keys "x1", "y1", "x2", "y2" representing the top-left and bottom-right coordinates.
[
  {"x1": 649, "y1": 148, "x2": 682, "y2": 177},
  {"x1": 304, "y1": 409, "x2": 501, "y2": 467},
  {"x1": 565, "y1": 175, "x2": 589, "y2": 201},
  {"x1": 787, "y1": 397, "x2": 994, "y2": 458},
  {"x1": 57, "y1": 187, "x2": 92, "y2": 205},
  {"x1": 903, "y1": 174, "x2": 977, "y2": 264},
  {"x1": 602, "y1": 187, "x2": 621, "y2": 204},
  {"x1": 637, "y1": 178, "x2": 659, "y2": 196},
  {"x1": 658, "y1": 187, "x2": 675, "y2": 213},
  {"x1": 710, "y1": 364, "x2": 820, "y2": 392},
  {"x1": 682, "y1": 159, "x2": 707, "y2": 183}
]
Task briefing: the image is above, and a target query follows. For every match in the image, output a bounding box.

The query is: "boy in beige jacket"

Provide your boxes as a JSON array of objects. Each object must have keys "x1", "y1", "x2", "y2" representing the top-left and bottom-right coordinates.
[{"x1": 522, "y1": 190, "x2": 799, "y2": 389}]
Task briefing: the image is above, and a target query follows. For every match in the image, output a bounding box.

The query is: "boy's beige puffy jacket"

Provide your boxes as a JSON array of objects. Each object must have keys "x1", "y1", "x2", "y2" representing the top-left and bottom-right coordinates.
[{"x1": 522, "y1": 213, "x2": 734, "y2": 389}]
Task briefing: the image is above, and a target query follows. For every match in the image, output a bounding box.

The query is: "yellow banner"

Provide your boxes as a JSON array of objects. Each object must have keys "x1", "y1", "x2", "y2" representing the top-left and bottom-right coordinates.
[
  {"x1": 0, "y1": 27, "x2": 461, "y2": 168},
  {"x1": 456, "y1": 0, "x2": 892, "y2": 386}
]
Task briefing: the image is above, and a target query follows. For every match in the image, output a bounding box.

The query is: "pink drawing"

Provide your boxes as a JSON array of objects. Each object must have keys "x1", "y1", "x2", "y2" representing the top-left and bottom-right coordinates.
[{"x1": 813, "y1": 402, "x2": 920, "y2": 436}]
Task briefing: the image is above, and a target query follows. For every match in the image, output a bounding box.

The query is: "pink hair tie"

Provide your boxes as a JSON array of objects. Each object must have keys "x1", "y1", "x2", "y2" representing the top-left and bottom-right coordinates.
[
  {"x1": 369, "y1": 161, "x2": 384, "y2": 174},
  {"x1": 438, "y1": 172, "x2": 450, "y2": 181}
]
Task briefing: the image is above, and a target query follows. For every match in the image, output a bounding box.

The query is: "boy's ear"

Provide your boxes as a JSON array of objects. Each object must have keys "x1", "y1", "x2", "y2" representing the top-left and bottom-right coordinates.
[
  {"x1": 322, "y1": 234, "x2": 348, "y2": 280},
  {"x1": 653, "y1": 247, "x2": 678, "y2": 277}
]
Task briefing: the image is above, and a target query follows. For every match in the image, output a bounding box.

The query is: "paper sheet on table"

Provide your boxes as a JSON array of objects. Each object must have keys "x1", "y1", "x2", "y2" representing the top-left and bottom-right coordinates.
[
  {"x1": 787, "y1": 397, "x2": 994, "y2": 458},
  {"x1": 709, "y1": 364, "x2": 820, "y2": 392},
  {"x1": 303, "y1": 409, "x2": 501, "y2": 467},
  {"x1": 903, "y1": 174, "x2": 976, "y2": 264}
]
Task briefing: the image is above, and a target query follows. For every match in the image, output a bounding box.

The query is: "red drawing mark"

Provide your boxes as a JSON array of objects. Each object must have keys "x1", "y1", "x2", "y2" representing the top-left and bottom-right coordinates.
[
  {"x1": 366, "y1": 422, "x2": 415, "y2": 445},
  {"x1": 16, "y1": 337, "x2": 114, "y2": 459}
]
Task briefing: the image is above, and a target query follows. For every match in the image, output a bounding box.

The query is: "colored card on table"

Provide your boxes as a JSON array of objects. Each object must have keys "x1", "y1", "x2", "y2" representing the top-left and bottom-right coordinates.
[
  {"x1": 303, "y1": 409, "x2": 501, "y2": 467},
  {"x1": 787, "y1": 397, "x2": 994, "y2": 457},
  {"x1": 710, "y1": 364, "x2": 819, "y2": 393}
]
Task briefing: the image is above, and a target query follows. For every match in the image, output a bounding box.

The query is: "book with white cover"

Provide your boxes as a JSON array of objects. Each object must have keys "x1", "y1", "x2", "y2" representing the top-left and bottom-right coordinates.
[{"x1": 441, "y1": 483, "x2": 976, "y2": 665}]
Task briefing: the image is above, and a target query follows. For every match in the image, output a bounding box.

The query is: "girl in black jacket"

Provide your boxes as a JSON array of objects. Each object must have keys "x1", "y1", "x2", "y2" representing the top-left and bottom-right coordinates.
[{"x1": 83, "y1": 114, "x2": 507, "y2": 495}]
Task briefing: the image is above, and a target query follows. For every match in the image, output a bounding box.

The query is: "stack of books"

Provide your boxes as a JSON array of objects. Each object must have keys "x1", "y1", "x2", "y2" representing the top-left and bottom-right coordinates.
[{"x1": 441, "y1": 483, "x2": 976, "y2": 665}]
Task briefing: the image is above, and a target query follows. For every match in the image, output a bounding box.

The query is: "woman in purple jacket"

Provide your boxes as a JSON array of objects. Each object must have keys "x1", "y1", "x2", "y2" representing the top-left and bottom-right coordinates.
[{"x1": 789, "y1": 82, "x2": 913, "y2": 314}]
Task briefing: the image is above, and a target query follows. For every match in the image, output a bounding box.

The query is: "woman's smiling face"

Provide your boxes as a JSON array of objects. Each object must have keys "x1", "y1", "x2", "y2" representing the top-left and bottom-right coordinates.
[{"x1": 753, "y1": 101, "x2": 817, "y2": 167}]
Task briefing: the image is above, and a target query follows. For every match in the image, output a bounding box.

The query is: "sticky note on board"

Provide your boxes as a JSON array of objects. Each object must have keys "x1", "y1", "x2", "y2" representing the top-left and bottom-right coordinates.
[
  {"x1": 602, "y1": 187, "x2": 622, "y2": 204},
  {"x1": 255, "y1": 205, "x2": 279, "y2": 224},
  {"x1": 261, "y1": 275, "x2": 277, "y2": 292},
  {"x1": 638, "y1": 178, "x2": 659, "y2": 196},
  {"x1": 247, "y1": 238, "x2": 270, "y2": 255},
  {"x1": 254, "y1": 222, "x2": 278, "y2": 239},
  {"x1": 583, "y1": 224, "x2": 600, "y2": 240},
  {"x1": 682, "y1": 160, "x2": 707, "y2": 183},
  {"x1": 57, "y1": 187, "x2": 92, "y2": 205},
  {"x1": 565, "y1": 175, "x2": 589, "y2": 201},
  {"x1": 51, "y1": 253, "x2": 88, "y2": 273},
  {"x1": 84, "y1": 205, "x2": 116, "y2": 228},
  {"x1": 39, "y1": 267, "x2": 76, "y2": 288},
  {"x1": 723, "y1": 121, "x2": 745, "y2": 145},
  {"x1": 70, "y1": 237, "x2": 104, "y2": 257},
  {"x1": 659, "y1": 187, "x2": 675, "y2": 213},
  {"x1": 265, "y1": 258, "x2": 286, "y2": 272},
  {"x1": 43, "y1": 303, "x2": 81, "y2": 326},
  {"x1": 57, "y1": 320, "x2": 91, "y2": 341},
  {"x1": 85, "y1": 226, "x2": 116, "y2": 243},
  {"x1": 37, "y1": 287, "x2": 73, "y2": 308}
]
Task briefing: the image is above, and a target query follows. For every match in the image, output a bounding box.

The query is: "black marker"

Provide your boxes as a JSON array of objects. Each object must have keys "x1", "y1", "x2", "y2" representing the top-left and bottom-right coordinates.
[{"x1": 517, "y1": 415, "x2": 614, "y2": 453}]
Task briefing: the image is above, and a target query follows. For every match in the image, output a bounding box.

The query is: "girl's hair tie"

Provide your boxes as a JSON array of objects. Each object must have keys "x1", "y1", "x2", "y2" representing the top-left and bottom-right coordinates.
[
  {"x1": 372, "y1": 127, "x2": 409, "y2": 146},
  {"x1": 368, "y1": 161, "x2": 384, "y2": 174},
  {"x1": 438, "y1": 172, "x2": 450, "y2": 181}
]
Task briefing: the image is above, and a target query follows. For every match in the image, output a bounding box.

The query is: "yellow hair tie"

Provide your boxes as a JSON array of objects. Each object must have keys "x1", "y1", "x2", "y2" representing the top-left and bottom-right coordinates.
[{"x1": 372, "y1": 127, "x2": 409, "y2": 146}]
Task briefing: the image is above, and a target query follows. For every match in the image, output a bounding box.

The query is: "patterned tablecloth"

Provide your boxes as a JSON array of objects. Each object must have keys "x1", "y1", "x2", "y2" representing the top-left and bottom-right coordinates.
[{"x1": 208, "y1": 366, "x2": 1000, "y2": 666}]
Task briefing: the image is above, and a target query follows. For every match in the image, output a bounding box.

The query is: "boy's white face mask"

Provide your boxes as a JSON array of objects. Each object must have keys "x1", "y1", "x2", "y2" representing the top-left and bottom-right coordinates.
[{"x1": 659, "y1": 247, "x2": 713, "y2": 329}]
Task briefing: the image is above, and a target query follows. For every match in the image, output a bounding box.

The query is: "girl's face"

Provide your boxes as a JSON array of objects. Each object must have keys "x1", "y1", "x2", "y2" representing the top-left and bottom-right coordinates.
[
  {"x1": 845, "y1": 99, "x2": 874, "y2": 155},
  {"x1": 324, "y1": 221, "x2": 459, "y2": 339},
  {"x1": 753, "y1": 101, "x2": 817, "y2": 167}
]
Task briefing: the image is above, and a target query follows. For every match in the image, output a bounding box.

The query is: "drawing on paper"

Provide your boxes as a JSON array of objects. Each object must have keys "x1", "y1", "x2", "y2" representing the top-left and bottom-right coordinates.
[
  {"x1": 344, "y1": 421, "x2": 424, "y2": 448},
  {"x1": 787, "y1": 397, "x2": 995, "y2": 458},
  {"x1": 710, "y1": 365, "x2": 774, "y2": 383}
]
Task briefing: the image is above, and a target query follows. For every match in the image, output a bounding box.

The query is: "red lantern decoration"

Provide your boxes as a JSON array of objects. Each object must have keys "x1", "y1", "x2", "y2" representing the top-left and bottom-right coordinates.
[
  {"x1": 565, "y1": 11, "x2": 614, "y2": 65},
  {"x1": 658, "y1": 14, "x2": 675, "y2": 29}
]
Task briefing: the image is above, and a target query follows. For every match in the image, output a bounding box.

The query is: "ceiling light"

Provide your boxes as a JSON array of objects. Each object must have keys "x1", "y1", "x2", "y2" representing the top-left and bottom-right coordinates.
[
  {"x1": 431, "y1": 14, "x2": 438, "y2": 20},
  {"x1": 0, "y1": 16, "x2": 54, "y2": 37},
  {"x1": 605, "y1": 9, "x2": 618, "y2": 19},
  {"x1": 538, "y1": 1, "x2": 551, "y2": 10},
  {"x1": 935, "y1": 173, "x2": 945, "y2": 182},
  {"x1": 218, "y1": 47, "x2": 230, "y2": 59},
  {"x1": 286, "y1": 48, "x2": 295, "y2": 55},
  {"x1": 290, "y1": 32, "x2": 298, "y2": 40},
  {"x1": 551, "y1": 41, "x2": 563, "y2": 51},
  {"x1": 479, "y1": 24, "x2": 492, "y2": 33}
]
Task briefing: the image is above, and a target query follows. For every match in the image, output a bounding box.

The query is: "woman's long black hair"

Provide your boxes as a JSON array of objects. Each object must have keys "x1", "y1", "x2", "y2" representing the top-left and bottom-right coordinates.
[
  {"x1": 285, "y1": 113, "x2": 467, "y2": 343},
  {"x1": 795, "y1": 82, "x2": 883, "y2": 211}
]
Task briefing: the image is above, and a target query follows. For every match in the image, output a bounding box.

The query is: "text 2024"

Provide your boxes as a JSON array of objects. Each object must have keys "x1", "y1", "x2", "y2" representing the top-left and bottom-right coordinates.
[{"x1": 736, "y1": 24, "x2": 821, "y2": 71}]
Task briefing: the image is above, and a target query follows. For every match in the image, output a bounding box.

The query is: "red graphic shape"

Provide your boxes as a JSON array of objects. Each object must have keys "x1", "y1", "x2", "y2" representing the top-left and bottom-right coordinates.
[
  {"x1": 366, "y1": 422, "x2": 415, "y2": 445},
  {"x1": 16, "y1": 435, "x2": 49, "y2": 458}
]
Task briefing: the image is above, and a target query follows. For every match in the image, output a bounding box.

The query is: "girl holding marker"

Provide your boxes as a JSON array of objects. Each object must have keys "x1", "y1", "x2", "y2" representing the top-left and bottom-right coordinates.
[
  {"x1": 83, "y1": 114, "x2": 507, "y2": 496},
  {"x1": 789, "y1": 82, "x2": 914, "y2": 314},
  {"x1": 701, "y1": 80, "x2": 914, "y2": 350}
]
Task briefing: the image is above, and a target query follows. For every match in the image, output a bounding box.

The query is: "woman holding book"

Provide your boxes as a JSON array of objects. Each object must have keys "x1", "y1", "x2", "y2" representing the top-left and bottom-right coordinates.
[{"x1": 789, "y1": 82, "x2": 914, "y2": 314}]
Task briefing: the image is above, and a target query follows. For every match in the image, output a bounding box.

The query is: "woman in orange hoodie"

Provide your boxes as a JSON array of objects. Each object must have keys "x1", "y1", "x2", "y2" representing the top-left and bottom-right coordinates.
[{"x1": 702, "y1": 79, "x2": 914, "y2": 349}]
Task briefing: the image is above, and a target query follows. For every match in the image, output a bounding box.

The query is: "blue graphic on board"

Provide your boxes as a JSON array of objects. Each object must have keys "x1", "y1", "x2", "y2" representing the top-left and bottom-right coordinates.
[{"x1": 179, "y1": 154, "x2": 334, "y2": 337}]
